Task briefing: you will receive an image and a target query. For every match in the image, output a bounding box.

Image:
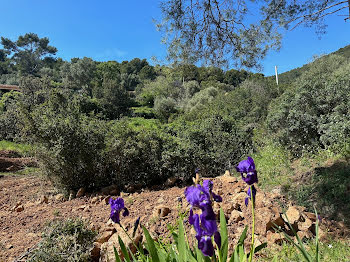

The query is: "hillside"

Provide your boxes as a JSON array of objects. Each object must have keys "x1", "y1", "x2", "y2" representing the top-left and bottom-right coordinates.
[{"x1": 276, "y1": 44, "x2": 350, "y2": 84}]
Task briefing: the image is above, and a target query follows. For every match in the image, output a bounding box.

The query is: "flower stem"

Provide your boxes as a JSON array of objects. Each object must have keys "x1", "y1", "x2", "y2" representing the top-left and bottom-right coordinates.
[
  {"x1": 248, "y1": 185, "x2": 255, "y2": 262},
  {"x1": 119, "y1": 223, "x2": 146, "y2": 261}
]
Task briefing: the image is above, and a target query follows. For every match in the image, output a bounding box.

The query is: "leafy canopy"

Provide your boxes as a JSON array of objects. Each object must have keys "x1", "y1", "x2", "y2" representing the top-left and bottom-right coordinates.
[{"x1": 158, "y1": 0, "x2": 350, "y2": 68}]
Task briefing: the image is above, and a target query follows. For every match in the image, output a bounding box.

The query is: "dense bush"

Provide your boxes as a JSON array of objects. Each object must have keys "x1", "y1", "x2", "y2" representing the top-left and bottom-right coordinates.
[
  {"x1": 105, "y1": 120, "x2": 165, "y2": 187},
  {"x1": 23, "y1": 89, "x2": 109, "y2": 191},
  {"x1": 0, "y1": 91, "x2": 22, "y2": 140},
  {"x1": 266, "y1": 55, "x2": 350, "y2": 156},
  {"x1": 28, "y1": 218, "x2": 96, "y2": 262}
]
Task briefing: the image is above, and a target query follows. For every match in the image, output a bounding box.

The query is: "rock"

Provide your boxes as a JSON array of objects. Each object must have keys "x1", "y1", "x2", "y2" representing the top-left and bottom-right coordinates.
[
  {"x1": 76, "y1": 187, "x2": 86, "y2": 198},
  {"x1": 219, "y1": 173, "x2": 238, "y2": 184},
  {"x1": 153, "y1": 205, "x2": 171, "y2": 217},
  {"x1": 101, "y1": 185, "x2": 119, "y2": 195},
  {"x1": 104, "y1": 196, "x2": 111, "y2": 205},
  {"x1": 74, "y1": 205, "x2": 87, "y2": 211},
  {"x1": 55, "y1": 193, "x2": 65, "y2": 201},
  {"x1": 266, "y1": 231, "x2": 286, "y2": 245},
  {"x1": 304, "y1": 212, "x2": 317, "y2": 222},
  {"x1": 91, "y1": 242, "x2": 101, "y2": 262},
  {"x1": 299, "y1": 217, "x2": 313, "y2": 232},
  {"x1": 231, "y1": 192, "x2": 247, "y2": 208},
  {"x1": 89, "y1": 222, "x2": 101, "y2": 232},
  {"x1": 96, "y1": 231, "x2": 115, "y2": 244},
  {"x1": 297, "y1": 231, "x2": 313, "y2": 240},
  {"x1": 265, "y1": 207, "x2": 285, "y2": 232},
  {"x1": 221, "y1": 202, "x2": 236, "y2": 215},
  {"x1": 126, "y1": 185, "x2": 136, "y2": 193},
  {"x1": 91, "y1": 196, "x2": 100, "y2": 204},
  {"x1": 283, "y1": 206, "x2": 302, "y2": 225},
  {"x1": 68, "y1": 192, "x2": 74, "y2": 201},
  {"x1": 38, "y1": 195, "x2": 48, "y2": 204},
  {"x1": 229, "y1": 210, "x2": 243, "y2": 223},
  {"x1": 165, "y1": 176, "x2": 179, "y2": 187},
  {"x1": 16, "y1": 205, "x2": 24, "y2": 212},
  {"x1": 100, "y1": 224, "x2": 143, "y2": 262}
]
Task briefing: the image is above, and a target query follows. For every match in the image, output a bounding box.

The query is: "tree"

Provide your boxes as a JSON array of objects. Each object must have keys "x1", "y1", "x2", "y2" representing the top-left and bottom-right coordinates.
[
  {"x1": 158, "y1": 0, "x2": 350, "y2": 68},
  {"x1": 61, "y1": 57, "x2": 96, "y2": 94},
  {"x1": 1, "y1": 33, "x2": 57, "y2": 75}
]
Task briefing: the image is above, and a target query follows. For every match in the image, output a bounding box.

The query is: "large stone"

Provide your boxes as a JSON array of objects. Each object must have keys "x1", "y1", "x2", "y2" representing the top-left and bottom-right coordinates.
[
  {"x1": 100, "y1": 224, "x2": 143, "y2": 262},
  {"x1": 37, "y1": 195, "x2": 48, "y2": 204},
  {"x1": 229, "y1": 210, "x2": 243, "y2": 223},
  {"x1": 266, "y1": 231, "x2": 286, "y2": 245},
  {"x1": 299, "y1": 217, "x2": 313, "y2": 232},
  {"x1": 76, "y1": 187, "x2": 86, "y2": 198},
  {"x1": 153, "y1": 205, "x2": 171, "y2": 217},
  {"x1": 265, "y1": 207, "x2": 285, "y2": 232},
  {"x1": 96, "y1": 231, "x2": 115, "y2": 244},
  {"x1": 165, "y1": 176, "x2": 179, "y2": 187},
  {"x1": 218, "y1": 172, "x2": 238, "y2": 184},
  {"x1": 55, "y1": 193, "x2": 65, "y2": 201},
  {"x1": 283, "y1": 206, "x2": 302, "y2": 225},
  {"x1": 101, "y1": 185, "x2": 119, "y2": 196},
  {"x1": 231, "y1": 192, "x2": 247, "y2": 208}
]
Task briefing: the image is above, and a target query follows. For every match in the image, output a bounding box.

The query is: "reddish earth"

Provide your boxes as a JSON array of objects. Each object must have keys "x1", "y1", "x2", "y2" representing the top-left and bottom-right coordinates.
[
  {"x1": 0, "y1": 150, "x2": 37, "y2": 172},
  {"x1": 1, "y1": 170, "x2": 348, "y2": 261}
]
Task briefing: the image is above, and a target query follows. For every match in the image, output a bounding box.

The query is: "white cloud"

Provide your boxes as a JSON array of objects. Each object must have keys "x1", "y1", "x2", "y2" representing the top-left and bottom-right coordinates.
[{"x1": 95, "y1": 48, "x2": 127, "y2": 61}]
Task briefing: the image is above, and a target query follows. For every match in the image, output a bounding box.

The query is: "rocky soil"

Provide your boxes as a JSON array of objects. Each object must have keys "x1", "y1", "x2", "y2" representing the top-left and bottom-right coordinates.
[
  {"x1": 1, "y1": 169, "x2": 348, "y2": 262},
  {"x1": 0, "y1": 150, "x2": 37, "y2": 172}
]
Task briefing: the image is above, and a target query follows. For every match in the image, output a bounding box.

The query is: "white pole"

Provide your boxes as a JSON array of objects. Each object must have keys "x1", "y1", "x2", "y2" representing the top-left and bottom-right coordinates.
[{"x1": 275, "y1": 65, "x2": 279, "y2": 85}]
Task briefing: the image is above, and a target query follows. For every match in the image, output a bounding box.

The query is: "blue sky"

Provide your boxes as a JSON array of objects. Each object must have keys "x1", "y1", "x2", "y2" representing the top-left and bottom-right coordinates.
[{"x1": 1, "y1": 0, "x2": 350, "y2": 76}]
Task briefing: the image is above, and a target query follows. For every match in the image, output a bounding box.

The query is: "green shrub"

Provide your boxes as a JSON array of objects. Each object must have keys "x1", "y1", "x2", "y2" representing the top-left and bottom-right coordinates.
[
  {"x1": 105, "y1": 120, "x2": 165, "y2": 187},
  {"x1": 28, "y1": 218, "x2": 96, "y2": 262},
  {"x1": 266, "y1": 55, "x2": 350, "y2": 157},
  {"x1": 24, "y1": 89, "x2": 109, "y2": 191}
]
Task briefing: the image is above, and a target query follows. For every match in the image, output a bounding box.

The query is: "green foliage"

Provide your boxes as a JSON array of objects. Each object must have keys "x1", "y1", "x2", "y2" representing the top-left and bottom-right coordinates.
[
  {"x1": 288, "y1": 159, "x2": 350, "y2": 225},
  {"x1": 261, "y1": 239, "x2": 350, "y2": 262},
  {"x1": 0, "y1": 91, "x2": 22, "y2": 140},
  {"x1": 115, "y1": 209, "x2": 266, "y2": 262},
  {"x1": 168, "y1": 115, "x2": 251, "y2": 176},
  {"x1": 105, "y1": 120, "x2": 165, "y2": 187},
  {"x1": 251, "y1": 135, "x2": 293, "y2": 190},
  {"x1": 266, "y1": 55, "x2": 350, "y2": 157},
  {"x1": 23, "y1": 89, "x2": 109, "y2": 191},
  {"x1": 154, "y1": 96, "x2": 177, "y2": 122},
  {"x1": 28, "y1": 218, "x2": 96, "y2": 262},
  {"x1": 0, "y1": 140, "x2": 33, "y2": 156},
  {"x1": 61, "y1": 57, "x2": 96, "y2": 93},
  {"x1": 1, "y1": 33, "x2": 57, "y2": 75},
  {"x1": 96, "y1": 79, "x2": 132, "y2": 119}
]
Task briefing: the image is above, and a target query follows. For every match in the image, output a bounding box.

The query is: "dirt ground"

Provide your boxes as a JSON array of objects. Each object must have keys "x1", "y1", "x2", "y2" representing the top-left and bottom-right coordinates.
[{"x1": 0, "y1": 170, "x2": 348, "y2": 261}]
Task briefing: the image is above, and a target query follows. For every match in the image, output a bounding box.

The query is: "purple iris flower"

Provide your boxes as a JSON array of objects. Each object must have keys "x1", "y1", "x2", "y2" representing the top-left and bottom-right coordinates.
[
  {"x1": 245, "y1": 185, "x2": 257, "y2": 207},
  {"x1": 236, "y1": 156, "x2": 258, "y2": 185},
  {"x1": 109, "y1": 197, "x2": 129, "y2": 224},
  {"x1": 203, "y1": 180, "x2": 223, "y2": 202},
  {"x1": 185, "y1": 180, "x2": 222, "y2": 257},
  {"x1": 192, "y1": 210, "x2": 220, "y2": 257}
]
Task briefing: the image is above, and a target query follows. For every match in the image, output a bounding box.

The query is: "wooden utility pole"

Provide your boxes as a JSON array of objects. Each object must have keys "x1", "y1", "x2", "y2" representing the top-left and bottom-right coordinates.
[{"x1": 275, "y1": 66, "x2": 279, "y2": 85}]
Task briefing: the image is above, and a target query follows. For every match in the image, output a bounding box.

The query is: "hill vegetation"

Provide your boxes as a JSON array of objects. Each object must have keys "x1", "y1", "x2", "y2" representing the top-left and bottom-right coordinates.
[{"x1": 1, "y1": 33, "x2": 350, "y2": 223}]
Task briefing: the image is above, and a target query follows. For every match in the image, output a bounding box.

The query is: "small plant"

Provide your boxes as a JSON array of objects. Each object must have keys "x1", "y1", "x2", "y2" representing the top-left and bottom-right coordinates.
[{"x1": 28, "y1": 218, "x2": 96, "y2": 262}]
